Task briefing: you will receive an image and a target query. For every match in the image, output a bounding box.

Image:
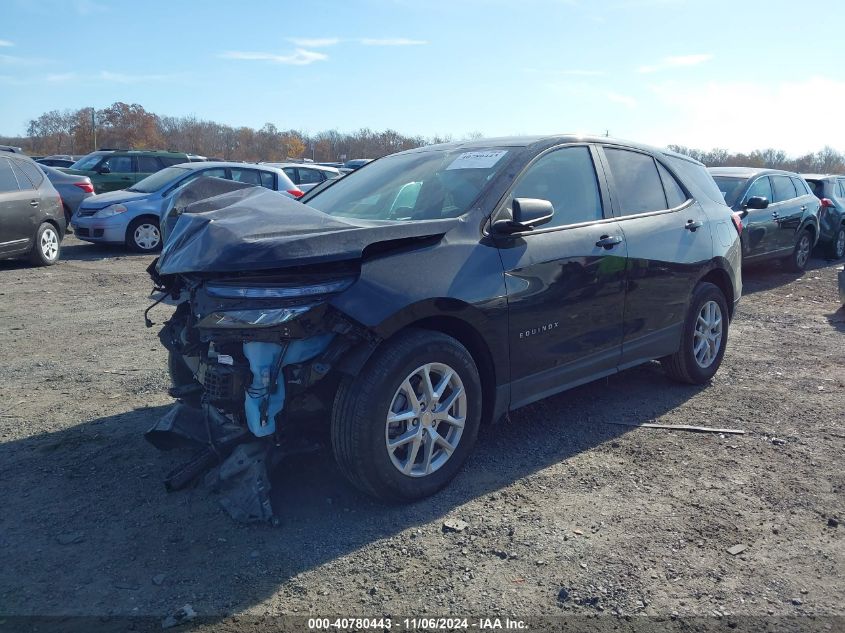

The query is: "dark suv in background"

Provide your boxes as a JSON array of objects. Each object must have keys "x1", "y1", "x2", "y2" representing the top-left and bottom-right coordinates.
[
  {"x1": 152, "y1": 135, "x2": 742, "y2": 519},
  {"x1": 0, "y1": 153, "x2": 65, "y2": 266},
  {"x1": 708, "y1": 167, "x2": 820, "y2": 271},
  {"x1": 802, "y1": 174, "x2": 845, "y2": 259},
  {"x1": 62, "y1": 149, "x2": 206, "y2": 193}
]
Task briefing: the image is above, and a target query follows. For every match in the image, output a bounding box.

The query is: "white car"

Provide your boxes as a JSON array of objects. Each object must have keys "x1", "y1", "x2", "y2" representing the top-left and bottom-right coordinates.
[{"x1": 261, "y1": 162, "x2": 342, "y2": 192}]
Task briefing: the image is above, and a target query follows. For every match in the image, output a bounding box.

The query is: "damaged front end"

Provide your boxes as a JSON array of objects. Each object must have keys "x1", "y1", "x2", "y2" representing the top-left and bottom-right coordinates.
[{"x1": 147, "y1": 266, "x2": 374, "y2": 524}]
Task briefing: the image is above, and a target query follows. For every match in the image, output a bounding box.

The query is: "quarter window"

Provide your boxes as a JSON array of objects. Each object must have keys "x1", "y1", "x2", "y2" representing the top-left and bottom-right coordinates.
[
  {"x1": 771, "y1": 176, "x2": 797, "y2": 203},
  {"x1": 510, "y1": 146, "x2": 603, "y2": 227},
  {"x1": 839, "y1": 180, "x2": 845, "y2": 197},
  {"x1": 657, "y1": 162, "x2": 688, "y2": 208},
  {"x1": 604, "y1": 148, "x2": 667, "y2": 215},
  {"x1": 298, "y1": 168, "x2": 323, "y2": 185},
  {"x1": 0, "y1": 158, "x2": 19, "y2": 192},
  {"x1": 16, "y1": 160, "x2": 44, "y2": 187},
  {"x1": 230, "y1": 168, "x2": 262, "y2": 185},
  {"x1": 745, "y1": 176, "x2": 772, "y2": 203},
  {"x1": 282, "y1": 167, "x2": 297, "y2": 183},
  {"x1": 791, "y1": 177, "x2": 807, "y2": 195}
]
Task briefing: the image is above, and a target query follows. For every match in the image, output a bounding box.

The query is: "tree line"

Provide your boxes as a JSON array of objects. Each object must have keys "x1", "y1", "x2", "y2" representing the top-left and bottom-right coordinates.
[
  {"x1": 2, "y1": 101, "x2": 844, "y2": 173},
  {"x1": 0, "y1": 102, "x2": 455, "y2": 162}
]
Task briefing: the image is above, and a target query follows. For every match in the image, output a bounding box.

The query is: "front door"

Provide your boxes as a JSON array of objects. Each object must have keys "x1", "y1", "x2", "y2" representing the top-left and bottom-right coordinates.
[
  {"x1": 769, "y1": 175, "x2": 803, "y2": 252},
  {"x1": 741, "y1": 176, "x2": 780, "y2": 258},
  {"x1": 497, "y1": 145, "x2": 627, "y2": 409},
  {"x1": 96, "y1": 155, "x2": 136, "y2": 192}
]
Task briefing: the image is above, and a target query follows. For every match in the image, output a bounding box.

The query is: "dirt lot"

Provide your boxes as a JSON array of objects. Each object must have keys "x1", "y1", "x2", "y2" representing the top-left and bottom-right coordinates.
[{"x1": 1, "y1": 234, "x2": 843, "y2": 627}]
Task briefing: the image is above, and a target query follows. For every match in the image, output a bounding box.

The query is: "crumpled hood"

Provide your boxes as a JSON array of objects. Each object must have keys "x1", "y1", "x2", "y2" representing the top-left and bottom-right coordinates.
[
  {"x1": 157, "y1": 184, "x2": 458, "y2": 275},
  {"x1": 80, "y1": 189, "x2": 152, "y2": 210}
]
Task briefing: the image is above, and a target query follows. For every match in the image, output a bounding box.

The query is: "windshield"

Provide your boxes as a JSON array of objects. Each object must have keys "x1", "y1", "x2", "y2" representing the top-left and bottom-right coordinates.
[
  {"x1": 127, "y1": 166, "x2": 190, "y2": 193},
  {"x1": 711, "y1": 176, "x2": 747, "y2": 207},
  {"x1": 306, "y1": 148, "x2": 511, "y2": 221},
  {"x1": 71, "y1": 154, "x2": 104, "y2": 171}
]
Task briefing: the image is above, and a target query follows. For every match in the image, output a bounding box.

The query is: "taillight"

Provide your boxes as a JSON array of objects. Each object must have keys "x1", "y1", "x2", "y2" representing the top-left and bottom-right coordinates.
[
  {"x1": 74, "y1": 182, "x2": 95, "y2": 193},
  {"x1": 731, "y1": 212, "x2": 743, "y2": 235},
  {"x1": 287, "y1": 188, "x2": 304, "y2": 199},
  {"x1": 820, "y1": 198, "x2": 834, "y2": 208}
]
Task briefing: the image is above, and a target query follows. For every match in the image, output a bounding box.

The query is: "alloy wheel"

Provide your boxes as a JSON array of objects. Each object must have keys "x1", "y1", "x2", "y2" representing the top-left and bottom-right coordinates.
[
  {"x1": 796, "y1": 233, "x2": 811, "y2": 268},
  {"x1": 134, "y1": 223, "x2": 161, "y2": 251},
  {"x1": 40, "y1": 227, "x2": 59, "y2": 262},
  {"x1": 385, "y1": 362, "x2": 466, "y2": 478},
  {"x1": 693, "y1": 300, "x2": 723, "y2": 369},
  {"x1": 835, "y1": 229, "x2": 845, "y2": 259}
]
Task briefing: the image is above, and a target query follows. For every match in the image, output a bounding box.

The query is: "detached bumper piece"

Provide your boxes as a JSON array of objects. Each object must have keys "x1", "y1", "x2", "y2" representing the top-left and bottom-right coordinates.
[{"x1": 144, "y1": 403, "x2": 278, "y2": 525}]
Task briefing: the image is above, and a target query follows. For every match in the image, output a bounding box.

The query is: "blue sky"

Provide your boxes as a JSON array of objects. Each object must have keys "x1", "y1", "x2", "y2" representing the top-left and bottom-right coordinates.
[{"x1": 2, "y1": 0, "x2": 844, "y2": 155}]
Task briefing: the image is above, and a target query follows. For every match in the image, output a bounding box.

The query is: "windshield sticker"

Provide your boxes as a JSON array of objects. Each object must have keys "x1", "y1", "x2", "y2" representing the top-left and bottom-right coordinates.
[{"x1": 446, "y1": 150, "x2": 508, "y2": 170}]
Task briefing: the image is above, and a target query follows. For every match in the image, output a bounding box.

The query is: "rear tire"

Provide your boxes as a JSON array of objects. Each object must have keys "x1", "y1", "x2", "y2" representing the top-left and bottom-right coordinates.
[
  {"x1": 331, "y1": 328, "x2": 482, "y2": 502},
  {"x1": 827, "y1": 226, "x2": 845, "y2": 260},
  {"x1": 127, "y1": 217, "x2": 162, "y2": 253},
  {"x1": 662, "y1": 282, "x2": 729, "y2": 384},
  {"x1": 28, "y1": 222, "x2": 61, "y2": 266},
  {"x1": 784, "y1": 229, "x2": 812, "y2": 272}
]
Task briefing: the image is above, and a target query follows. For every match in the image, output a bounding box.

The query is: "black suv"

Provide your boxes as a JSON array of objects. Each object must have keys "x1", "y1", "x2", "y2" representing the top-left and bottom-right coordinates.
[
  {"x1": 0, "y1": 153, "x2": 65, "y2": 266},
  {"x1": 709, "y1": 167, "x2": 821, "y2": 270},
  {"x1": 149, "y1": 136, "x2": 742, "y2": 520},
  {"x1": 802, "y1": 174, "x2": 845, "y2": 259}
]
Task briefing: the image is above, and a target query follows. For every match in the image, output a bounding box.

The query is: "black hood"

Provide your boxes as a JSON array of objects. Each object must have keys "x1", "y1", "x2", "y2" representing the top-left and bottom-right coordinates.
[{"x1": 157, "y1": 182, "x2": 458, "y2": 275}]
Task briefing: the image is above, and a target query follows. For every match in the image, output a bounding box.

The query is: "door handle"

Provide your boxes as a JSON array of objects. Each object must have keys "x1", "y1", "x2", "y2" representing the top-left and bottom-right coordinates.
[
  {"x1": 685, "y1": 219, "x2": 703, "y2": 232},
  {"x1": 595, "y1": 235, "x2": 623, "y2": 249},
  {"x1": 29, "y1": 199, "x2": 38, "y2": 207},
  {"x1": 800, "y1": 206, "x2": 807, "y2": 212}
]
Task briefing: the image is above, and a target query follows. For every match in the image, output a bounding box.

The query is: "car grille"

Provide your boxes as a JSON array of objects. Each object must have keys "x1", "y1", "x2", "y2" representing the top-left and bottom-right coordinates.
[{"x1": 77, "y1": 209, "x2": 97, "y2": 217}]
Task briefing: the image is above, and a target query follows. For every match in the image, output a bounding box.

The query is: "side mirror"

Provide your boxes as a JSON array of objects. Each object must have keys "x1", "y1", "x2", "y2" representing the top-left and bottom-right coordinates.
[
  {"x1": 744, "y1": 196, "x2": 769, "y2": 210},
  {"x1": 492, "y1": 198, "x2": 554, "y2": 234},
  {"x1": 97, "y1": 165, "x2": 111, "y2": 174}
]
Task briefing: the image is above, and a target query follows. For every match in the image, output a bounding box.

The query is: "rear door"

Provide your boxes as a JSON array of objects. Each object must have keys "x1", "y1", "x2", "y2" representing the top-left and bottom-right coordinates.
[
  {"x1": 0, "y1": 157, "x2": 34, "y2": 255},
  {"x1": 598, "y1": 146, "x2": 712, "y2": 366},
  {"x1": 497, "y1": 144, "x2": 628, "y2": 407},
  {"x1": 97, "y1": 154, "x2": 136, "y2": 192},
  {"x1": 741, "y1": 176, "x2": 779, "y2": 258},
  {"x1": 769, "y1": 175, "x2": 803, "y2": 250}
]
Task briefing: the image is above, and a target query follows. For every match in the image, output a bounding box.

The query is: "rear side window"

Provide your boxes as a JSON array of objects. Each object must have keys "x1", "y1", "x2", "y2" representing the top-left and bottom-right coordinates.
[
  {"x1": 0, "y1": 158, "x2": 20, "y2": 192},
  {"x1": 259, "y1": 171, "x2": 275, "y2": 189},
  {"x1": 771, "y1": 176, "x2": 797, "y2": 203},
  {"x1": 604, "y1": 148, "x2": 666, "y2": 214},
  {"x1": 511, "y1": 146, "x2": 603, "y2": 227},
  {"x1": 839, "y1": 180, "x2": 845, "y2": 197},
  {"x1": 656, "y1": 162, "x2": 688, "y2": 208},
  {"x1": 160, "y1": 157, "x2": 185, "y2": 167},
  {"x1": 282, "y1": 167, "x2": 297, "y2": 183},
  {"x1": 137, "y1": 156, "x2": 162, "y2": 172},
  {"x1": 745, "y1": 176, "x2": 773, "y2": 203},
  {"x1": 9, "y1": 161, "x2": 35, "y2": 189},
  {"x1": 230, "y1": 168, "x2": 262, "y2": 185},
  {"x1": 16, "y1": 160, "x2": 44, "y2": 187}
]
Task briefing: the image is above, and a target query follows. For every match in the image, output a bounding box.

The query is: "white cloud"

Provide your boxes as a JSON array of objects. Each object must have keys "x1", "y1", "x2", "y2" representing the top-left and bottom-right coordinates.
[
  {"x1": 220, "y1": 49, "x2": 327, "y2": 65},
  {"x1": 644, "y1": 76, "x2": 845, "y2": 155},
  {"x1": 0, "y1": 39, "x2": 13, "y2": 47},
  {"x1": 525, "y1": 68, "x2": 605, "y2": 76},
  {"x1": 605, "y1": 91, "x2": 637, "y2": 108},
  {"x1": 0, "y1": 54, "x2": 48, "y2": 66},
  {"x1": 638, "y1": 54, "x2": 713, "y2": 74},
  {"x1": 359, "y1": 38, "x2": 427, "y2": 46},
  {"x1": 288, "y1": 37, "x2": 340, "y2": 48},
  {"x1": 98, "y1": 71, "x2": 179, "y2": 83}
]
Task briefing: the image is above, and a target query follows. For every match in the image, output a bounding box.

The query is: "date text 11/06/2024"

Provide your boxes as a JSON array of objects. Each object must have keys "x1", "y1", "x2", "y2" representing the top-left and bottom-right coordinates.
[{"x1": 308, "y1": 617, "x2": 529, "y2": 630}]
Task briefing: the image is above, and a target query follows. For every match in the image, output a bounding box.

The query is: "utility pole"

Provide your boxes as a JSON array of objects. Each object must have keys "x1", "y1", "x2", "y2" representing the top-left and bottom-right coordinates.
[{"x1": 91, "y1": 108, "x2": 97, "y2": 151}]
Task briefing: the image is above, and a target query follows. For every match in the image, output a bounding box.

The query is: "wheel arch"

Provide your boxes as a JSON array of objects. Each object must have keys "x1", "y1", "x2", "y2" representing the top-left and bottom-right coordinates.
[
  {"x1": 125, "y1": 213, "x2": 162, "y2": 246},
  {"x1": 699, "y1": 267, "x2": 735, "y2": 318}
]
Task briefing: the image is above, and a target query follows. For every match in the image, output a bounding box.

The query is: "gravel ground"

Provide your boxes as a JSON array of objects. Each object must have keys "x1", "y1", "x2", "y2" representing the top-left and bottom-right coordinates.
[{"x1": 0, "y1": 234, "x2": 843, "y2": 627}]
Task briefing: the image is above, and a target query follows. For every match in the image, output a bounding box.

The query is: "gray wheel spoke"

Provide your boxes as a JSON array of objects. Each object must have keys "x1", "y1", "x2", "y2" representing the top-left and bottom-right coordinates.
[
  {"x1": 387, "y1": 409, "x2": 416, "y2": 424},
  {"x1": 388, "y1": 427, "x2": 419, "y2": 450},
  {"x1": 422, "y1": 429, "x2": 436, "y2": 474},
  {"x1": 693, "y1": 300, "x2": 723, "y2": 369},
  {"x1": 435, "y1": 385, "x2": 463, "y2": 416},
  {"x1": 403, "y1": 436, "x2": 423, "y2": 475},
  {"x1": 432, "y1": 369, "x2": 453, "y2": 400}
]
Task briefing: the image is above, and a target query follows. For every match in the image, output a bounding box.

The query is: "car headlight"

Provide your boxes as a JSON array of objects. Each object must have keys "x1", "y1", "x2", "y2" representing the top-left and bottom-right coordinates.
[
  {"x1": 197, "y1": 306, "x2": 313, "y2": 329},
  {"x1": 94, "y1": 203, "x2": 128, "y2": 218},
  {"x1": 205, "y1": 279, "x2": 353, "y2": 299}
]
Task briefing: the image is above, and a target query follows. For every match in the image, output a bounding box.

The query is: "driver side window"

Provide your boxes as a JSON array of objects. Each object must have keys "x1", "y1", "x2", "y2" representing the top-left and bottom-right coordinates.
[
  {"x1": 511, "y1": 146, "x2": 603, "y2": 228},
  {"x1": 745, "y1": 176, "x2": 772, "y2": 203}
]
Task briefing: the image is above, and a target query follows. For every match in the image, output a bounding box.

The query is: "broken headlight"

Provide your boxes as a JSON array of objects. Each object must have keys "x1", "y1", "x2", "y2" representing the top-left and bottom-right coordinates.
[
  {"x1": 205, "y1": 279, "x2": 353, "y2": 299},
  {"x1": 197, "y1": 306, "x2": 312, "y2": 329}
]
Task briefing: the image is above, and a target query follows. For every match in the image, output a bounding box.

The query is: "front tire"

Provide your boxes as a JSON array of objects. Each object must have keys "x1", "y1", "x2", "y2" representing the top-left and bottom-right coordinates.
[
  {"x1": 28, "y1": 222, "x2": 61, "y2": 266},
  {"x1": 127, "y1": 217, "x2": 162, "y2": 253},
  {"x1": 662, "y1": 282, "x2": 729, "y2": 384},
  {"x1": 784, "y1": 229, "x2": 812, "y2": 272},
  {"x1": 331, "y1": 329, "x2": 482, "y2": 502}
]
